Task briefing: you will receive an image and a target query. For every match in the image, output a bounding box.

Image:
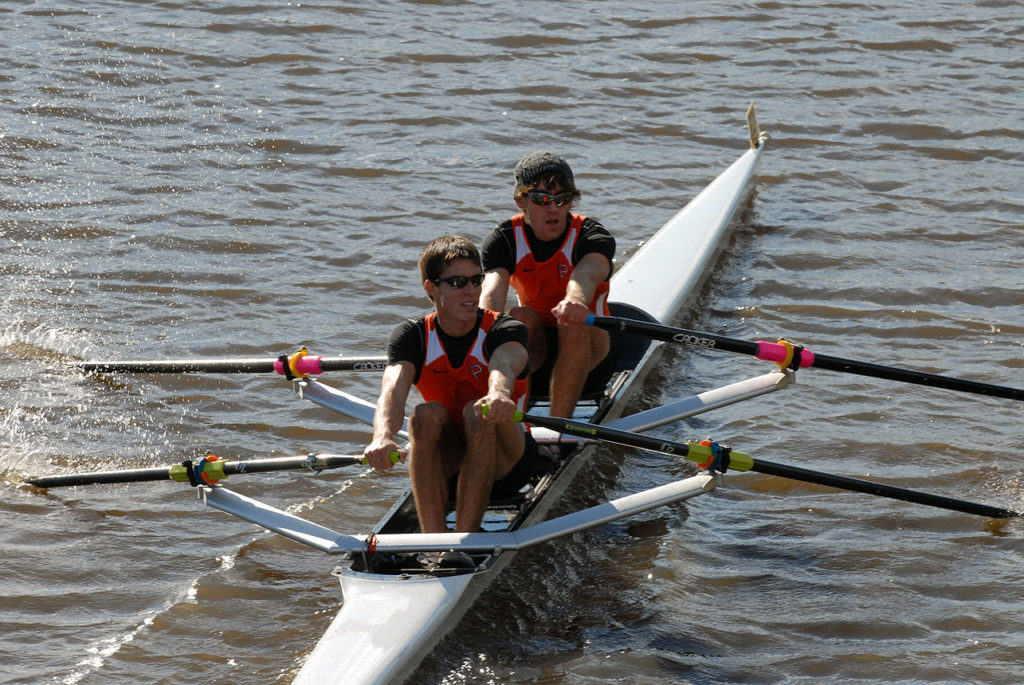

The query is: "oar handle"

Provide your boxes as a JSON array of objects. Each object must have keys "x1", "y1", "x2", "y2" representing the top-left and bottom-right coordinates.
[{"x1": 360, "y1": 451, "x2": 403, "y2": 467}]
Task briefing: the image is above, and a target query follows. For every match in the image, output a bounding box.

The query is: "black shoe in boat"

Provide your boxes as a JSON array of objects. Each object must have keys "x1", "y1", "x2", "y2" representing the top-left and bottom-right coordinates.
[
  {"x1": 416, "y1": 550, "x2": 476, "y2": 570},
  {"x1": 438, "y1": 551, "x2": 476, "y2": 570}
]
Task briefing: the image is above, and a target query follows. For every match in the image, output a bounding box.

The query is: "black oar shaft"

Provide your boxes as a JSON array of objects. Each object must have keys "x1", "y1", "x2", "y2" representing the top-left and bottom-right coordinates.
[
  {"x1": 517, "y1": 412, "x2": 1018, "y2": 519},
  {"x1": 26, "y1": 453, "x2": 369, "y2": 489},
  {"x1": 79, "y1": 359, "x2": 276, "y2": 373},
  {"x1": 750, "y1": 459, "x2": 1018, "y2": 519},
  {"x1": 589, "y1": 315, "x2": 1023, "y2": 401},
  {"x1": 590, "y1": 316, "x2": 759, "y2": 356},
  {"x1": 27, "y1": 467, "x2": 174, "y2": 488},
  {"x1": 522, "y1": 412, "x2": 696, "y2": 458},
  {"x1": 217, "y1": 454, "x2": 365, "y2": 475},
  {"x1": 808, "y1": 352, "x2": 1021, "y2": 400}
]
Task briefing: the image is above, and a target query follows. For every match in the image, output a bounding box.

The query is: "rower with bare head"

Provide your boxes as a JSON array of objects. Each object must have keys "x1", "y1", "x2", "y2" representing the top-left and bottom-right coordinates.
[
  {"x1": 364, "y1": 235, "x2": 536, "y2": 561},
  {"x1": 480, "y1": 151, "x2": 616, "y2": 418}
]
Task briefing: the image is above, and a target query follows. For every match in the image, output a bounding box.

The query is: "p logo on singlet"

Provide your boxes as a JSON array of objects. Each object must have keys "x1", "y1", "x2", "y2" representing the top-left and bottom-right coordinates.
[
  {"x1": 558, "y1": 263, "x2": 570, "y2": 278},
  {"x1": 470, "y1": 363, "x2": 484, "y2": 379}
]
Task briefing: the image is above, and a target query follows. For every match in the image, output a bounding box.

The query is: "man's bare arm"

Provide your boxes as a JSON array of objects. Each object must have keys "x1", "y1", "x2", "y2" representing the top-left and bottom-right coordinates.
[{"x1": 364, "y1": 361, "x2": 415, "y2": 469}]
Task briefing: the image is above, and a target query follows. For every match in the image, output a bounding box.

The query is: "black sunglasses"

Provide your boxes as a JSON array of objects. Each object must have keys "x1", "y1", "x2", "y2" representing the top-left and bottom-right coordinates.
[
  {"x1": 433, "y1": 273, "x2": 485, "y2": 289},
  {"x1": 526, "y1": 190, "x2": 575, "y2": 207}
]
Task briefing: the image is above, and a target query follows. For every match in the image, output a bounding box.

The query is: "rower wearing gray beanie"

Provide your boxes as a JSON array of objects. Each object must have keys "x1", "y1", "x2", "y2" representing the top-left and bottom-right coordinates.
[{"x1": 480, "y1": 151, "x2": 616, "y2": 419}]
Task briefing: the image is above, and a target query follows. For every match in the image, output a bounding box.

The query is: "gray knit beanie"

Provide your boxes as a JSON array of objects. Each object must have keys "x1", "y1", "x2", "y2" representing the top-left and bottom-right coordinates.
[{"x1": 514, "y1": 151, "x2": 574, "y2": 188}]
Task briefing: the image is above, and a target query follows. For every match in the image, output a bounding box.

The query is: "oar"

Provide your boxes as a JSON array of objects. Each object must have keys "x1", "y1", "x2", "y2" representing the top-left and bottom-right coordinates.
[
  {"x1": 512, "y1": 411, "x2": 1019, "y2": 519},
  {"x1": 587, "y1": 315, "x2": 1023, "y2": 401},
  {"x1": 74, "y1": 348, "x2": 387, "y2": 377},
  {"x1": 26, "y1": 451, "x2": 400, "y2": 489}
]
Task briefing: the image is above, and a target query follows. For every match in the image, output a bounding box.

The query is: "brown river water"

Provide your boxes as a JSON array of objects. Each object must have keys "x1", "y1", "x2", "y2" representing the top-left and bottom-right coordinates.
[{"x1": 1, "y1": 2, "x2": 1022, "y2": 683}]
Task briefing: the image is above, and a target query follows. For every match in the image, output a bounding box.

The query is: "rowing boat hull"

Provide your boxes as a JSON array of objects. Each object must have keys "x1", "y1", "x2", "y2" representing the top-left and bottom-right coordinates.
[
  {"x1": 300, "y1": 573, "x2": 476, "y2": 685},
  {"x1": 613, "y1": 140, "x2": 766, "y2": 324},
  {"x1": 293, "y1": 129, "x2": 768, "y2": 684}
]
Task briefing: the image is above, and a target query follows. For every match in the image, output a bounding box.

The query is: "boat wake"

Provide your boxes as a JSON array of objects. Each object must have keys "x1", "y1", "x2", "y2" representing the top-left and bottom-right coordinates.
[
  {"x1": 57, "y1": 476, "x2": 369, "y2": 684},
  {"x1": 61, "y1": 603, "x2": 172, "y2": 685}
]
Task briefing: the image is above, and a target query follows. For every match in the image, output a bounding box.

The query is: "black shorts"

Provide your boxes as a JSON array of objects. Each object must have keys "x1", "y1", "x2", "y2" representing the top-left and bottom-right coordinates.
[{"x1": 447, "y1": 431, "x2": 539, "y2": 501}]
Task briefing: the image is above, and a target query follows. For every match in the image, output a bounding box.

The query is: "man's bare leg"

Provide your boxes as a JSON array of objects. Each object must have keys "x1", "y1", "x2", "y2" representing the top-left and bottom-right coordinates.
[
  {"x1": 456, "y1": 408, "x2": 525, "y2": 532},
  {"x1": 509, "y1": 305, "x2": 547, "y2": 375},
  {"x1": 549, "y1": 325, "x2": 610, "y2": 418},
  {"x1": 408, "y1": 402, "x2": 458, "y2": 534}
]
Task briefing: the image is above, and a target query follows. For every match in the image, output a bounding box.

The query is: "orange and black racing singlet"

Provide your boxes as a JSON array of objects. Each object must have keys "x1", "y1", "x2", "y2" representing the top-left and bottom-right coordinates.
[
  {"x1": 414, "y1": 309, "x2": 528, "y2": 429},
  {"x1": 509, "y1": 213, "x2": 611, "y2": 327}
]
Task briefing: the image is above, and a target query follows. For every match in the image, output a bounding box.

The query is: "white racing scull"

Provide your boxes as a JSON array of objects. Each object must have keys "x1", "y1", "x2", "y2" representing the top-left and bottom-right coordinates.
[{"x1": 201, "y1": 106, "x2": 773, "y2": 684}]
